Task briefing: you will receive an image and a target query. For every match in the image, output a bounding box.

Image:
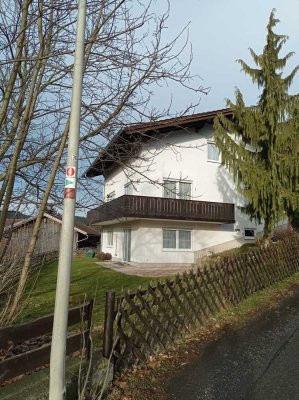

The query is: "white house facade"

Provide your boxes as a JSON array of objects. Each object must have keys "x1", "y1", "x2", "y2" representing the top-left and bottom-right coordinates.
[{"x1": 86, "y1": 109, "x2": 265, "y2": 266}]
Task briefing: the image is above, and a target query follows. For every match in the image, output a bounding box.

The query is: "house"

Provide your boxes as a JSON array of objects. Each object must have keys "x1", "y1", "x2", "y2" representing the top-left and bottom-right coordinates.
[
  {"x1": 85, "y1": 108, "x2": 266, "y2": 267},
  {"x1": 3, "y1": 212, "x2": 100, "y2": 260},
  {"x1": 4, "y1": 210, "x2": 29, "y2": 228}
]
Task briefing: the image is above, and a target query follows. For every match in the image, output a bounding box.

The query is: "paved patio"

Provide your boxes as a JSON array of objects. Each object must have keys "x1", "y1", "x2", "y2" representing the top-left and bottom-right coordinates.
[{"x1": 98, "y1": 261, "x2": 195, "y2": 277}]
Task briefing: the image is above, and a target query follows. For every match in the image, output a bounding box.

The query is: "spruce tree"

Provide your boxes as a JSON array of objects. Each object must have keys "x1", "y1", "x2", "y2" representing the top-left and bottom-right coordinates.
[{"x1": 214, "y1": 10, "x2": 299, "y2": 240}]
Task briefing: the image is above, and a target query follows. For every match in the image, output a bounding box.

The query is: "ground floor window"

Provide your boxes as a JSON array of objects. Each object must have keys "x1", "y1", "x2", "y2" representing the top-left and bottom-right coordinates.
[
  {"x1": 244, "y1": 228, "x2": 255, "y2": 240},
  {"x1": 107, "y1": 230, "x2": 113, "y2": 246},
  {"x1": 163, "y1": 229, "x2": 192, "y2": 250}
]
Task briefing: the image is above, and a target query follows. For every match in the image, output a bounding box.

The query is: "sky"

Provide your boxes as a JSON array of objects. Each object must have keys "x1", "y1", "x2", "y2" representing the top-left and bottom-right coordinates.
[{"x1": 152, "y1": 0, "x2": 299, "y2": 114}]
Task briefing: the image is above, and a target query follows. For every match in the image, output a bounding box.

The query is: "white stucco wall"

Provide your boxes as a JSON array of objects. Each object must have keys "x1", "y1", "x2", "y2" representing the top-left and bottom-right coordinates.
[
  {"x1": 104, "y1": 124, "x2": 243, "y2": 203},
  {"x1": 97, "y1": 123, "x2": 269, "y2": 264},
  {"x1": 102, "y1": 124, "x2": 262, "y2": 228},
  {"x1": 101, "y1": 219, "x2": 252, "y2": 264}
]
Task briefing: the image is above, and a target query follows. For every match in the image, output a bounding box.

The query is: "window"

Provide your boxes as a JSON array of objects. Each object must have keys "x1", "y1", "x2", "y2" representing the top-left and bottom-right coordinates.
[
  {"x1": 163, "y1": 229, "x2": 176, "y2": 249},
  {"x1": 178, "y1": 230, "x2": 191, "y2": 249},
  {"x1": 164, "y1": 180, "x2": 177, "y2": 199},
  {"x1": 244, "y1": 228, "x2": 255, "y2": 240},
  {"x1": 106, "y1": 191, "x2": 115, "y2": 201},
  {"x1": 207, "y1": 142, "x2": 220, "y2": 162},
  {"x1": 107, "y1": 231, "x2": 113, "y2": 246},
  {"x1": 163, "y1": 229, "x2": 192, "y2": 250},
  {"x1": 179, "y1": 181, "x2": 191, "y2": 200},
  {"x1": 163, "y1": 180, "x2": 191, "y2": 200},
  {"x1": 124, "y1": 183, "x2": 133, "y2": 195}
]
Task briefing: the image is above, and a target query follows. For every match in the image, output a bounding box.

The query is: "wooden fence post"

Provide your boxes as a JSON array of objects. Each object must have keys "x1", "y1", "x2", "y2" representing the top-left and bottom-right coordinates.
[
  {"x1": 223, "y1": 258, "x2": 230, "y2": 301},
  {"x1": 86, "y1": 299, "x2": 94, "y2": 360},
  {"x1": 103, "y1": 291, "x2": 116, "y2": 359}
]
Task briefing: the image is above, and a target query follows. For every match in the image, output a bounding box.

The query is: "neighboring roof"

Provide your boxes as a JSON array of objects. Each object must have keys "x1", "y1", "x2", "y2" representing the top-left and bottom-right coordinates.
[
  {"x1": 73, "y1": 220, "x2": 101, "y2": 236},
  {"x1": 4, "y1": 211, "x2": 30, "y2": 227},
  {"x1": 85, "y1": 108, "x2": 232, "y2": 178},
  {"x1": 5, "y1": 218, "x2": 25, "y2": 227},
  {"x1": 74, "y1": 215, "x2": 88, "y2": 225},
  {"x1": 4, "y1": 212, "x2": 100, "y2": 236},
  {"x1": 6, "y1": 211, "x2": 29, "y2": 219}
]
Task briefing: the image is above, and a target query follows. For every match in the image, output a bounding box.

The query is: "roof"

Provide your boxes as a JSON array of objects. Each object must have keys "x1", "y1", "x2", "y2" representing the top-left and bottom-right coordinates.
[
  {"x1": 85, "y1": 108, "x2": 232, "y2": 178},
  {"x1": 73, "y1": 220, "x2": 100, "y2": 236},
  {"x1": 4, "y1": 212, "x2": 100, "y2": 236},
  {"x1": 5, "y1": 218, "x2": 25, "y2": 227}
]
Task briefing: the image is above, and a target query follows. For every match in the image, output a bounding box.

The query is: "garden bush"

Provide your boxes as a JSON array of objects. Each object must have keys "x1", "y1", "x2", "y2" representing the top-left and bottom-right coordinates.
[{"x1": 96, "y1": 252, "x2": 112, "y2": 261}]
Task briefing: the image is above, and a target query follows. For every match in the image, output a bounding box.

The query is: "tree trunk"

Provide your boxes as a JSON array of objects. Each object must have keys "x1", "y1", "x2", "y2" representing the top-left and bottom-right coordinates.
[{"x1": 263, "y1": 218, "x2": 274, "y2": 242}]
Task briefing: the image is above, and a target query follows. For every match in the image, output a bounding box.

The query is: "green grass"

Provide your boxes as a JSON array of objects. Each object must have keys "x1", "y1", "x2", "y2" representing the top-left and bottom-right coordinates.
[
  {"x1": 201, "y1": 242, "x2": 258, "y2": 267},
  {"x1": 219, "y1": 270, "x2": 299, "y2": 324},
  {"x1": 19, "y1": 258, "x2": 159, "y2": 325},
  {"x1": 217, "y1": 242, "x2": 258, "y2": 257}
]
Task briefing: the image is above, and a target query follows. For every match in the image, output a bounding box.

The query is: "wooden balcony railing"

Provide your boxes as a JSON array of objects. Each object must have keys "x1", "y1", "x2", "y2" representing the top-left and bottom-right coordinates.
[{"x1": 87, "y1": 195, "x2": 235, "y2": 225}]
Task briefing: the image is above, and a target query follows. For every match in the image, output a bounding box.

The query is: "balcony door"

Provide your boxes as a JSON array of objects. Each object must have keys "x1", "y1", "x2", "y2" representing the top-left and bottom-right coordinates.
[{"x1": 123, "y1": 229, "x2": 131, "y2": 262}]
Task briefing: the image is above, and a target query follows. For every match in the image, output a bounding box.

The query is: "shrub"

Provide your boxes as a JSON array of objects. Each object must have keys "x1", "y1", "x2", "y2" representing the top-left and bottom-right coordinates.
[
  {"x1": 96, "y1": 252, "x2": 112, "y2": 261},
  {"x1": 96, "y1": 252, "x2": 105, "y2": 261},
  {"x1": 104, "y1": 252, "x2": 112, "y2": 260}
]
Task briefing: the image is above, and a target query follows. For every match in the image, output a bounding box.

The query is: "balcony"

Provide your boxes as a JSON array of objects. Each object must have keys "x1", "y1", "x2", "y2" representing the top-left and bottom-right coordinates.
[{"x1": 87, "y1": 195, "x2": 235, "y2": 225}]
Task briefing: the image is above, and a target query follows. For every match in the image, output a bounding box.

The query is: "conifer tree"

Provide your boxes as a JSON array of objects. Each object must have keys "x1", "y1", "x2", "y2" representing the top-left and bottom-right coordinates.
[{"x1": 214, "y1": 10, "x2": 299, "y2": 240}]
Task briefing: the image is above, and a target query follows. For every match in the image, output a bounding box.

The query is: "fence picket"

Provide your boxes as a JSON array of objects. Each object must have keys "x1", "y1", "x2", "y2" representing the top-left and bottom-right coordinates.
[
  {"x1": 0, "y1": 300, "x2": 93, "y2": 384},
  {"x1": 106, "y1": 235, "x2": 299, "y2": 374}
]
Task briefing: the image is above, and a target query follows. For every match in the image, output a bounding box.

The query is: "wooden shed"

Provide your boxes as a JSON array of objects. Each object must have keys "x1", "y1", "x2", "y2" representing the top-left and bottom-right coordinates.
[{"x1": 3, "y1": 213, "x2": 100, "y2": 260}]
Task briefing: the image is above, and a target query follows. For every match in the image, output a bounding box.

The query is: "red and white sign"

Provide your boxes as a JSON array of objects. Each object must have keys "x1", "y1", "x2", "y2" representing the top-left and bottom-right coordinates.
[
  {"x1": 64, "y1": 188, "x2": 76, "y2": 199},
  {"x1": 66, "y1": 166, "x2": 75, "y2": 177}
]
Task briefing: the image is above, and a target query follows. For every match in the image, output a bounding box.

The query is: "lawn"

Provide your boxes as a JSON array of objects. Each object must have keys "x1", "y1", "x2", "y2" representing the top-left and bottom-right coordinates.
[{"x1": 20, "y1": 257, "x2": 160, "y2": 325}]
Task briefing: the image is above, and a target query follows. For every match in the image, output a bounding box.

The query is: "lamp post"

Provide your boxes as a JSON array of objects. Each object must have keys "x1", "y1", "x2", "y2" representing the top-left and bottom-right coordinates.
[{"x1": 49, "y1": 1, "x2": 86, "y2": 399}]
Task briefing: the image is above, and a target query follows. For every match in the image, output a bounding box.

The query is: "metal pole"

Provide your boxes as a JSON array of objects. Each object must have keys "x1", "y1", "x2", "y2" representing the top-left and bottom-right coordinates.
[{"x1": 49, "y1": 1, "x2": 86, "y2": 399}]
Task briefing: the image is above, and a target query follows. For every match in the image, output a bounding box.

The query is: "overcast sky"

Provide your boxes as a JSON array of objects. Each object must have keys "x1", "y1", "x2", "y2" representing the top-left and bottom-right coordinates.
[{"x1": 153, "y1": 0, "x2": 299, "y2": 114}]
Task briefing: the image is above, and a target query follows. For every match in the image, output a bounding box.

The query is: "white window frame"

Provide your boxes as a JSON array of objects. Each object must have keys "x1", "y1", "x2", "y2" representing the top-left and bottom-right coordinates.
[
  {"x1": 163, "y1": 179, "x2": 192, "y2": 200},
  {"x1": 244, "y1": 228, "x2": 256, "y2": 240},
  {"x1": 162, "y1": 228, "x2": 192, "y2": 251},
  {"x1": 207, "y1": 141, "x2": 220, "y2": 163},
  {"x1": 107, "y1": 230, "x2": 113, "y2": 247}
]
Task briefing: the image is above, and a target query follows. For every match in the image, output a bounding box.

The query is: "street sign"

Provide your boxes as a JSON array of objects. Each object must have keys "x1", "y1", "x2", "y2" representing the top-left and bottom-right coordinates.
[
  {"x1": 65, "y1": 177, "x2": 76, "y2": 188},
  {"x1": 66, "y1": 166, "x2": 76, "y2": 177},
  {"x1": 64, "y1": 188, "x2": 76, "y2": 199}
]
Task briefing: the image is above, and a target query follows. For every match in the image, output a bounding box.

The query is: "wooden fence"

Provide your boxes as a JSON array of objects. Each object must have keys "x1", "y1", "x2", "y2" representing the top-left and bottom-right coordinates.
[
  {"x1": 0, "y1": 300, "x2": 93, "y2": 384},
  {"x1": 102, "y1": 235, "x2": 299, "y2": 372}
]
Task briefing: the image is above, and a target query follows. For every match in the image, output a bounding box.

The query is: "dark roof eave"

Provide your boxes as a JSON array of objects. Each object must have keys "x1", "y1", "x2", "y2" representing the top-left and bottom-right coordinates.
[{"x1": 85, "y1": 108, "x2": 232, "y2": 178}]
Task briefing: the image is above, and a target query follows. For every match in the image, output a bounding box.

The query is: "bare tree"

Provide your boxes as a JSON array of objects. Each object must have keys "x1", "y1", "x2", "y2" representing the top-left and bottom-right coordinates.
[{"x1": 0, "y1": 0, "x2": 207, "y2": 323}]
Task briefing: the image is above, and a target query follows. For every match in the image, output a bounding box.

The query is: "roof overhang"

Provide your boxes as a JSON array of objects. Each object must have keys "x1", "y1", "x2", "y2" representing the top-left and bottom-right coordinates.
[{"x1": 85, "y1": 108, "x2": 232, "y2": 178}]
